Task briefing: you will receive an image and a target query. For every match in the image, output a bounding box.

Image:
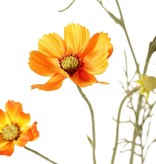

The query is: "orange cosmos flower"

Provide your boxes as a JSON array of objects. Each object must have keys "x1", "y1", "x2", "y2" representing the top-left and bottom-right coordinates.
[
  {"x1": 0, "y1": 100, "x2": 39, "y2": 156},
  {"x1": 29, "y1": 23, "x2": 113, "y2": 91}
]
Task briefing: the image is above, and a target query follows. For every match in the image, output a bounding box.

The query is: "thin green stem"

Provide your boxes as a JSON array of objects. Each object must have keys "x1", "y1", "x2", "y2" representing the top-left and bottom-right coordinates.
[
  {"x1": 143, "y1": 139, "x2": 156, "y2": 162},
  {"x1": 129, "y1": 35, "x2": 154, "y2": 164},
  {"x1": 115, "y1": 0, "x2": 140, "y2": 74},
  {"x1": 24, "y1": 146, "x2": 58, "y2": 164},
  {"x1": 129, "y1": 95, "x2": 143, "y2": 164},
  {"x1": 97, "y1": 0, "x2": 140, "y2": 74},
  {"x1": 58, "y1": 0, "x2": 75, "y2": 12},
  {"x1": 130, "y1": 129, "x2": 137, "y2": 164},
  {"x1": 143, "y1": 49, "x2": 152, "y2": 75},
  {"x1": 76, "y1": 85, "x2": 96, "y2": 164},
  {"x1": 143, "y1": 53, "x2": 150, "y2": 75},
  {"x1": 111, "y1": 87, "x2": 139, "y2": 164}
]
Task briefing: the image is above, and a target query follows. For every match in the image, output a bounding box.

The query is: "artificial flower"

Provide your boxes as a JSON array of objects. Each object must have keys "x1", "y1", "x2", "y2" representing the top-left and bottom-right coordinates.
[
  {"x1": 136, "y1": 74, "x2": 156, "y2": 99},
  {"x1": 0, "y1": 100, "x2": 39, "y2": 156},
  {"x1": 29, "y1": 23, "x2": 113, "y2": 91}
]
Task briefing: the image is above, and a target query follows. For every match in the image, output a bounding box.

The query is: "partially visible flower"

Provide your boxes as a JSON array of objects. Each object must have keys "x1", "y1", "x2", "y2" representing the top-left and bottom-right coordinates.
[
  {"x1": 29, "y1": 23, "x2": 113, "y2": 91},
  {"x1": 0, "y1": 100, "x2": 39, "y2": 156},
  {"x1": 136, "y1": 74, "x2": 156, "y2": 99}
]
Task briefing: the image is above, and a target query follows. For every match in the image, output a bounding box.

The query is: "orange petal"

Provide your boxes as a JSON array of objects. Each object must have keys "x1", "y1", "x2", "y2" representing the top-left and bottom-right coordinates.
[
  {"x1": 38, "y1": 32, "x2": 66, "y2": 59},
  {"x1": 15, "y1": 122, "x2": 39, "y2": 146},
  {"x1": 107, "y1": 45, "x2": 113, "y2": 59},
  {"x1": 71, "y1": 69, "x2": 97, "y2": 87},
  {"x1": 83, "y1": 57, "x2": 109, "y2": 75},
  {"x1": 29, "y1": 51, "x2": 61, "y2": 76},
  {"x1": 5, "y1": 101, "x2": 30, "y2": 129},
  {"x1": 14, "y1": 132, "x2": 29, "y2": 147},
  {"x1": 0, "y1": 110, "x2": 10, "y2": 131},
  {"x1": 31, "y1": 73, "x2": 65, "y2": 91},
  {"x1": 0, "y1": 135, "x2": 14, "y2": 156},
  {"x1": 0, "y1": 135, "x2": 8, "y2": 148},
  {"x1": 26, "y1": 122, "x2": 39, "y2": 141},
  {"x1": 81, "y1": 32, "x2": 113, "y2": 74},
  {"x1": 64, "y1": 24, "x2": 90, "y2": 55}
]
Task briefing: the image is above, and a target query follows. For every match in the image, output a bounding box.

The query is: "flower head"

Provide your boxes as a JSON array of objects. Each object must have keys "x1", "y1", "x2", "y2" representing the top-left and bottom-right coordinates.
[
  {"x1": 29, "y1": 23, "x2": 113, "y2": 91},
  {"x1": 136, "y1": 74, "x2": 156, "y2": 99},
  {"x1": 0, "y1": 100, "x2": 39, "y2": 156}
]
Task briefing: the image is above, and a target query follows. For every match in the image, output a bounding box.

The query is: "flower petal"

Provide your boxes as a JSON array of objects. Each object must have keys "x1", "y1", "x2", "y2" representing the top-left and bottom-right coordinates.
[
  {"x1": 81, "y1": 32, "x2": 113, "y2": 74},
  {"x1": 83, "y1": 57, "x2": 109, "y2": 75},
  {"x1": 26, "y1": 122, "x2": 39, "y2": 141},
  {"x1": 5, "y1": 101, "x2": 30, "y2": 129},
  {"x1": 14, "y1": 132, "x2": 29, "y2": 147},
  {"x1": 64, "y1": 24, "x2": 90, "y2": 55},
  {"x1": 0, "y1": 135, "x2": 8, "y2": 148},
  {"x1": 0, "y1": 135, "x2": 14, "y2": 156},
  {"x1": 15, "y1": 122, "x2": 39, "y2": 146},
  {"x1": 0, "y1": 110, "x2": 10, "y2": 131},
  {"x1": 31, "y1": 73, "x2": 66, "y2": 91},
  {"x1": 29, "y1": 51, "x2": 61, "y2": 76},
  {"x1": 38, "y1": 33, "x2": 66, "y2": 59},
  {"x1": 71, "y1": 69, "x2": 98, "y2": 87}
]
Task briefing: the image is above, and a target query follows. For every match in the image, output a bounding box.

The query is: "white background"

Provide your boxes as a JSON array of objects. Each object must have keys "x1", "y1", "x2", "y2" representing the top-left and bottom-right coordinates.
[{"x1": 0, "y1": 0, "x2": 156, "y2": 163}]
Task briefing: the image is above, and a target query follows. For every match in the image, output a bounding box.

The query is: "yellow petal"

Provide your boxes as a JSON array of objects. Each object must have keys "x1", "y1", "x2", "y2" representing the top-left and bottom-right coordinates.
[
  {"x1": 0, "y1": 110, "x2": 10, "y2": 131},
  {"x1": 5, "y1": 100, "x2": 30, "y2": 129},
  {"x1": 38, "y1": 32, "x2": 66, "y2": 59},
  {"x1": 142, "y1": 75, "x2": 156, "y2": 91},
  {"x1": 64, "y1": 23, "x2": 90, "y2": 55}
]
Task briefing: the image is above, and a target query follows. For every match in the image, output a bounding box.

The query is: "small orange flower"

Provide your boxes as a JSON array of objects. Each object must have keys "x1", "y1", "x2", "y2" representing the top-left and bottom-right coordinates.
[
  {"x1": 29, "y1": 23, "x2": 113, "y2": 91},
  {"x1": 0, "y1": 100, "x2": 39, "y2": 156}
]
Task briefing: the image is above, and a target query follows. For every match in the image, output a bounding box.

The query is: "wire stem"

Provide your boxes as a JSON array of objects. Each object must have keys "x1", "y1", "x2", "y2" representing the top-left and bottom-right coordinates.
[
  {"x1": 76, "y1": 85, "x2": 96, "y2": 164},
  {"x1": 115, "y1": 0, "x2": 140, "y2": 74},
  {"x1": 24, "y1": 146, "x2": 58, "y2": 164},
  {"x1": 58, "y1": 0, "x2": 75, "y2": 12},
  {"x1": 111, "y1": 87, "x2": 139, "y2": 164}
]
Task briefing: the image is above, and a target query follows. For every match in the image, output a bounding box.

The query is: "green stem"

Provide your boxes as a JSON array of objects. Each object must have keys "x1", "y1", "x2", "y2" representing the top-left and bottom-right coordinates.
[
  {"x1": 76, "y1": 85, "x2": 96, "y2": 164},
  {"x1": 58, "y1": 0, "x2": 75, "y2": 12},
  {"x1": 143, "y1": 139, "x2": 156, "y2": 162},
  {"x1": 129, "y1": 95, "x2": 143, "y2": 164},
  {"x1": 130, "y1": 35, "x2": 154, "y2": 164},
  {"x1": 129, "y1": 128, "x2": 137, "y2": 164},
  {"x1": 115, "y1": 0, "x2": 140, "y2": 74},
  {"x1": 24, "y1": 146, "x2": 58, "y2": 164},
  {"x1": 143, "y1": 54, "x2": 150, "y2": 75},
  {"x1": 97, "y1": 0, "x2": 140, "y2": 74},
  {"x1": 143, "y1": 48, "x2": 153, "y2": 75},
  {"x1": 111, "y1": 87, "x2": 139, "y2": 164}
]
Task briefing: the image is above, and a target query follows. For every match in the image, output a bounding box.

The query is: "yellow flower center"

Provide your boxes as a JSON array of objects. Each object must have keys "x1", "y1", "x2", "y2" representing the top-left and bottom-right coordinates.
[
  {"x1": 2, "y1": 124, "x2": 19, "y2": 141},
  {"x1": 60, "y1": 56, "x2": 80, "y2": 74}
]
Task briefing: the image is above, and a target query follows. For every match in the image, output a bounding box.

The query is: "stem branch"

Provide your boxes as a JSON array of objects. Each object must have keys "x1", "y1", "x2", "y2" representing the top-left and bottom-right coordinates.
[
  {"x1": 111, "y1": 87, "x2": 139, "y2": 164},
  {"x1": 115, "y1": 0, "x2": 140, "y2": 74}
]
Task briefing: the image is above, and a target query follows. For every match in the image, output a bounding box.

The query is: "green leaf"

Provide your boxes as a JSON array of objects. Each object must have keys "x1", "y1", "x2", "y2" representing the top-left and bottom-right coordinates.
[
  {"x1": 87, "y1": 135, "x2": 93, "y2": 146},
  {"x1": 107, "y1": 10, "x2": 121, "y2": 25},
  {"x1": 97, "y1": 0, "x2": 122, "y2": 25}
]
